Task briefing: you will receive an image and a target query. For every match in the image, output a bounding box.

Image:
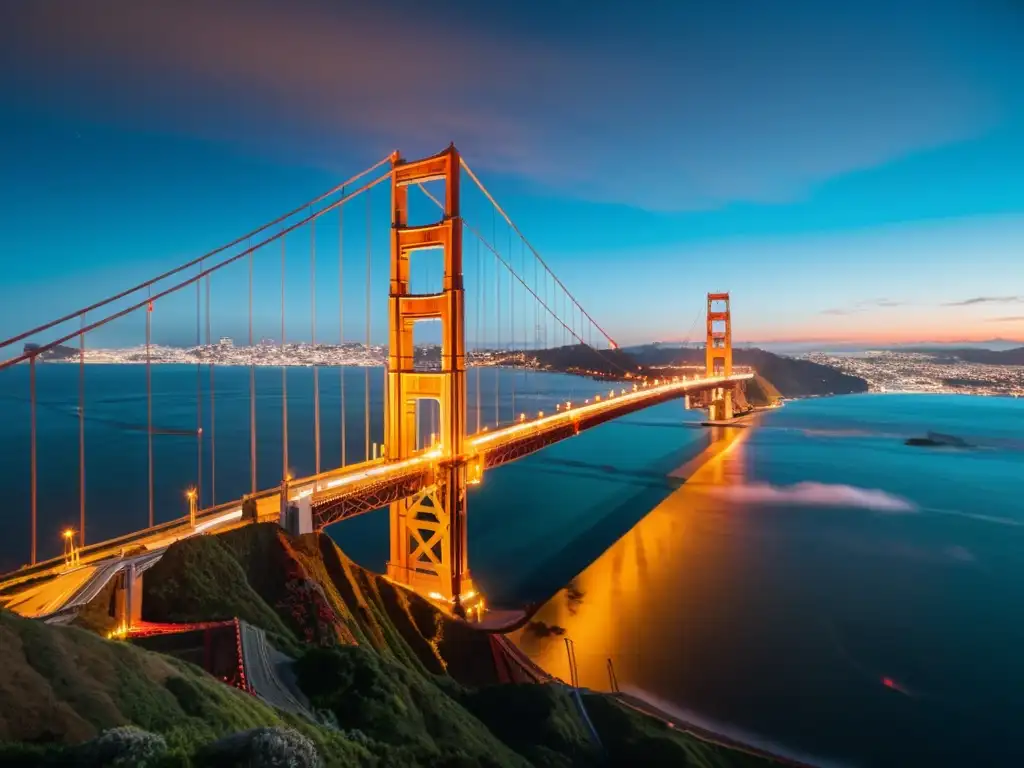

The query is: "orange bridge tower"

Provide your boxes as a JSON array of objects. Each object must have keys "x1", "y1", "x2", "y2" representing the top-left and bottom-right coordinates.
[
  {"x1": 384, "y1": 145, "x2": 475, "y2": 617},
  {"x1": 705, "y1": 292, "x2": 734, "y2": 421}
]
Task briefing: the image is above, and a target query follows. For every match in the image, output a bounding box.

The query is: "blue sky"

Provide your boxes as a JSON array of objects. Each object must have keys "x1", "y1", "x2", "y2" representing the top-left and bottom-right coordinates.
[{"x1": 1, "y1": 0, "x2": 1023, "y2": 348}]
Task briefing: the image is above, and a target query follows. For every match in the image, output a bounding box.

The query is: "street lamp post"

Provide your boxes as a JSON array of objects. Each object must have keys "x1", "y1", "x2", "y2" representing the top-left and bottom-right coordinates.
[
  {"x1": 62, "y1": 529, "x2": 79, "y2": 568},
  {"x1": 186, "y1": 488, "x2": 198, "y2": 529}
]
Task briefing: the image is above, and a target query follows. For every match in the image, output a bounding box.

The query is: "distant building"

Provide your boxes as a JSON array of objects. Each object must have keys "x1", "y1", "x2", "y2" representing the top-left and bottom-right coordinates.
[{"x1": 218, "y1": 336, "x2": 233, "y2": 347}]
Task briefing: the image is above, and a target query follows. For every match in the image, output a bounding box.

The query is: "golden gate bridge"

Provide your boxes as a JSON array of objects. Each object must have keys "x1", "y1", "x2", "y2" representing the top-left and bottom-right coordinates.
[{"x1": 0, "y1": 144, "x2": 749, "y2": 621}]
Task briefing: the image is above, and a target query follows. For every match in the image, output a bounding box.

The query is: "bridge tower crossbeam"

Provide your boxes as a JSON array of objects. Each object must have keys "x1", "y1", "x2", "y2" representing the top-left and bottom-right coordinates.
[{"x1": 384, "y1": 145, "x2": 475, "y2": 615}]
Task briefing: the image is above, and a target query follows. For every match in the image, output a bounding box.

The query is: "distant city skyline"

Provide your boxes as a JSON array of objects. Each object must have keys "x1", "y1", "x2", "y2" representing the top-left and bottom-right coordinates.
[{"x1": 1, "y1": 1, "x2": 1023, "y2": 348}]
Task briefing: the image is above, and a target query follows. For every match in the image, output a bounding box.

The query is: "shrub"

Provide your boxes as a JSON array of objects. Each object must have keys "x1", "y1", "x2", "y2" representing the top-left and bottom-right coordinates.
[
  {"x1": 78, "y1": 726, "x2": 168, "y2": 767},
  {"x1": 197, "y1": 726, "x2": 321, "y2": 768},
  {"x1": 250, "y1": 727, "x2": 321, "y2": 768}
]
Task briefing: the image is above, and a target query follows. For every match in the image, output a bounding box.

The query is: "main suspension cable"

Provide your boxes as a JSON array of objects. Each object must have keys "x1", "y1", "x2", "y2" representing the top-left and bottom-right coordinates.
[
  {"x1": 459, "y1": 157, "x2": 617, "y2": 349},
  {"x1": 0, "y1": 155, "x2": 396, "y2": 353},
  {"x1": 1, "y1": 173, "x2": 391, "y2": 371}
]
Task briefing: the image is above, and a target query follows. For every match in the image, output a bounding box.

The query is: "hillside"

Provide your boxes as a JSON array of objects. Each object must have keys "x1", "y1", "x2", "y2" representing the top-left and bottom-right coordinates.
[
  {"x1": 0, "y1": 608, "x2": 367, "y2": 765},
  {"x1": 525, "y1": 344, "x2": 644, "y2": 379},
  {"x1": 0, "y1": 524, "x2": 785, "y2": 766},
  {"x1": 627, "y1": 344, "x2": 868, "y2": 396}
]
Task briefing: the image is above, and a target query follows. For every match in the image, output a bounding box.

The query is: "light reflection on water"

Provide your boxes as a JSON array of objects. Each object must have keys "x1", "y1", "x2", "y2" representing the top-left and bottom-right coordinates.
[{"x1": 510, "y1": 424, "x2": 750, "y2": 690}]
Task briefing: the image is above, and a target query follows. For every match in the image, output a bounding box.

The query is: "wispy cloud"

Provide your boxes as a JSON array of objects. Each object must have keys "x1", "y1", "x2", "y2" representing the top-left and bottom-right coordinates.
[
  {"x1": 985, "y1": 315, "x2": 1024, "y2": 323},
  {"x1": 819, "y1": 298, "x2": 906, "y2": 315},
  {"x1": 870, "y1": 298, "x2": 906, "y2": 308},
  {"x1": 0, "y1": 0, "x2": 994, "y2": 211},
  {"x1": 944, "y1": 296, "x2": 1023, "y2": 306}
]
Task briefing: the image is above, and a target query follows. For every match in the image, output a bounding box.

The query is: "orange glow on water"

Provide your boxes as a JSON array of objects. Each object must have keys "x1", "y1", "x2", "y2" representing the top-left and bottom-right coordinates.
[{"x1": 510, "y1": 426, "x2": 751, "y2": 690}]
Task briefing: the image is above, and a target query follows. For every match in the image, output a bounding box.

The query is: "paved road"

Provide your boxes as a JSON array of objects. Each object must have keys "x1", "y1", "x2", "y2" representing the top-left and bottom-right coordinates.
[
  {"x1": 4, "y1": 550, "x2": 169, "y2": 622},
  {"x1": 1, "y1": 511, "x2": 245, "y2": 620},
  {"x1": 238, "y1": 621, "x2": 313, "y2": 719}
]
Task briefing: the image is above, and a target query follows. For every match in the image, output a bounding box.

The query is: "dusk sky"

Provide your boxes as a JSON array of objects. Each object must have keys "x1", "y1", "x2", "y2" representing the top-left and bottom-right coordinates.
[{"x1": 2, "y1": 0, "x2": 1023, "y2": 348}]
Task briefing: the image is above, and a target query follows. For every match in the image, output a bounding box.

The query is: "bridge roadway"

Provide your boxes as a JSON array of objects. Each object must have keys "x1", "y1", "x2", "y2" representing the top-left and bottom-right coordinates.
[{"x1": 0, "y1": 373, "x2": 750, "y2": 618}]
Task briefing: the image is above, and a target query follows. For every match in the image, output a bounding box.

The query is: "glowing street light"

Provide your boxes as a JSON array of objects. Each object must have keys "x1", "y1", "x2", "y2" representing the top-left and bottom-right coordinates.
[
  {"x1": 186, "y1": 488, "x2": 198, "y2": 529},
  {"x1": 62, "y1": 528, "x2": 79, "y2": 567}
]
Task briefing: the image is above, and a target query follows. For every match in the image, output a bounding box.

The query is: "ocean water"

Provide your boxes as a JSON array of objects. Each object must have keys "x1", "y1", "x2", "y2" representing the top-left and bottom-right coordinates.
[
  {"x1": 503, "y1": 394, "x2": 1024, "y2": 767},
  {"x1": 3, "y1": 363, "x2": 1023, "y2": 765},
  {"x1": 0, "y1": 363, "x2": 612, "y2": 570}
]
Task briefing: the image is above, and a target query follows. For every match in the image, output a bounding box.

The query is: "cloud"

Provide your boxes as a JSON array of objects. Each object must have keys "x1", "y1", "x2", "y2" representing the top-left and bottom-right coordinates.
[
  {"x1": 985, "y1": 315, "x2": 1024, "y2": 322},
  {"x1": 943, "y1": 296, "x2": 1023, "y2": 306},
  {"x1": 819, "y1": 298, "x2": 906, "y2": 315},
  {"x1": 0, "y1": 0, "x2": 997, "y2": 211},
  {"x1": 705, "y1": 481, "x2": 917, "y2": 512}
]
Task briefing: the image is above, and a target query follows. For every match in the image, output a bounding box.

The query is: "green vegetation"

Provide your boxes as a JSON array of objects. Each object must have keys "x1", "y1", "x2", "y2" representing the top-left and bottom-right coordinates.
[
  {"x1": 582, "y1": 695, "x2": 776, "y2": 767},
  {"x1": 0, "y1": 609, "x2": 366, "y2": 766},
  {"x1": 745, "y1": 373, "x2": 784, "y2": 407},
  {"x1": 1, "y1": 525, "x2": 782, "y2": 766}
]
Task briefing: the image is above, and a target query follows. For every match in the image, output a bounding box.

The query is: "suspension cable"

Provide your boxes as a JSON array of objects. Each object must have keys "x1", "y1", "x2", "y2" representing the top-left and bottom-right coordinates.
[
  {"x1": 339, "y1": 195, "x2": 346, "y2": 467},
  {"x1": 206, "y1": 272, "x2": 214, "y2": 506},
  {"x1": 365, "y1": 187, "x2": 371, "y2": 461},
  {"x1": 0, "y1": 155, "x2": 396, "y2": 353},
  {"x1": 78, "y1": 311, "x2": 86, "y2": 545},
  {"x1": 312, "y1": 213, "x2": 321, "y2": 476},
  {"x1": 494, "y1": 206, "x2": 500, "y2": 427},
  {"x1": 281, "y1": 235, "x2": 289, "y2": 484},
  {"x1": 416, "y1": 184, "x2": 629, "y2": 376},
  {"x1": 417, "y1": 184, "x2": 604, "y2": 354},
  {"x1": 248, "y1": 239, "x2": 256, "y2": 494},
  {"x1": 1, "y1": 173, "x2": 391, "y2": 372},
  {"x1": 146, "y1": 287, "x2": 154, "y2": 528},
  {"x1": 509, "y1": 223, "x2": 515, "y2": 420},
  {"x1": 459, "y1": 157, "x2": 617, "y2": 349},
  {"x1": 475, "y1": 236, "x2": 481, "y2": 433},
  {"x1": 29, "y1": 355, "x2": 37, "y2": 564},
  {"x1": 196, "y1": 262, "x2": 203, "y2": 508}
]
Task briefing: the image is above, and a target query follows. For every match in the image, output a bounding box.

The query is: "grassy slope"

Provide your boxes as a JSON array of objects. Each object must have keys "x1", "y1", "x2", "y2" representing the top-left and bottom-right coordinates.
[
  {"x1": 2, "y1": 524, "x2": 780, "y2": 767},
  {"x1": 0, "y1": 609, "x2": 367, "y2": 765},
  {"x1": 142, "y1": 524, "x2": 500, "y2": 687}
]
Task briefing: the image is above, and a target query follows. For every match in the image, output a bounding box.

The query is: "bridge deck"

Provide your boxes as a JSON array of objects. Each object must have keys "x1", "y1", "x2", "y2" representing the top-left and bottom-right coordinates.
[{"x1": 0, "y1": 373, "x2": 750, "y2": 606}]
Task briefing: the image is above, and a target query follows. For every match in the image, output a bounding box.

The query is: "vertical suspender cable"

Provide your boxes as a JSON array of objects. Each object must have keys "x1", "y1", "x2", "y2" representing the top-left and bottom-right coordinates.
[
  {"x1": 534, "y1": 243, "x2": 539, "y2": 351},
  {"x1": 475, "y1": 236, "x2": 481, "y2": 432},
  {"x1": 339, "y1": 195, "x2": 346, "y2": 467},
  {"x1": 312, "y1": 213, "x2": 321, "y2": 476},
  {"x1": 493, "y1": 207, "x2": 500, "y2": 427},
  {"x1": 509, "y1": 225, "x2": 515, "y2": 420},
  {"x1": 29, "y1": 354, "x2": 37, "y2": 565},
  {"x1": 206, "y1": 273, "x2": 215, "y2": 505},
  {"x1": 248, "y1": 239, "x2": 256, "y2": 494},
  {"x1": 196, "y1": 262, "x2": 203, "y2": 508},
  {"x1": 281, "y1": 237, "x2": 289, "y2": 483},
  {"x1": 365, "y1": 187, "x2": 371, "y2": 461},
  {"x1": 78, "y1": 312, "x2": 86, "y2": 545},
  {"x1": 147, "y1": 288, "x2": 154, "y2": 528}
]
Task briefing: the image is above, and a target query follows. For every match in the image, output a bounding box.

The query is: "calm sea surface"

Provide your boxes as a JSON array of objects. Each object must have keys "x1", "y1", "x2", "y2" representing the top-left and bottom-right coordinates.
[{"x1": 2, "y1": 364, "x2": 1022, "y2": 766}]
